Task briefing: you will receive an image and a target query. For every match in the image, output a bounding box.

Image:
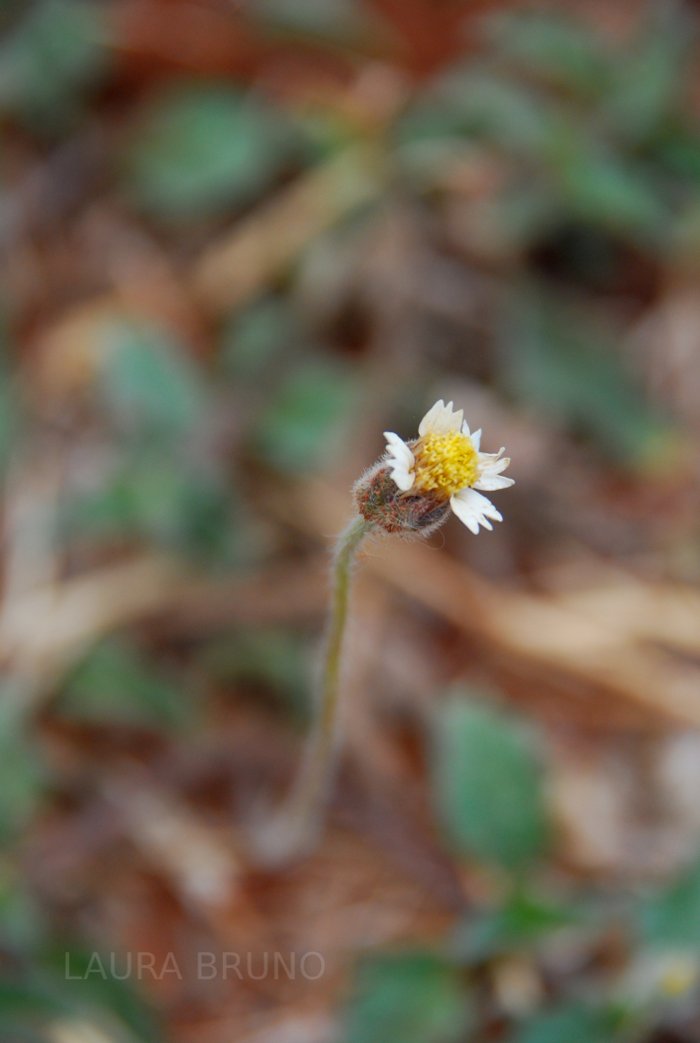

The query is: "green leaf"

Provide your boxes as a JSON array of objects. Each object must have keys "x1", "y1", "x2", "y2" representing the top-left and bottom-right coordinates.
[
  {"x1": 219, "y1": 298, "x2": 300, "y2": 382},
  {"x1": 123, "y1": 84, "x2": 291, "y2": 220},
  {"x1": 100, "y1": 321, "x2": 205, "y2": 440},
  {"x1": 61, "y1": 452, "x2": 243, "y2": 566},
  {"x1": 0, "y1": 868, "x2": 45, "y2": 952},
  {"x1": 344, "y1": 950, "x2": 470, "y2": 1043},
  {"x1": 0, "y1": 0, "x2": 106, "y2": 129},
  {"x1": 431, "y1": 69, "x2": 563, "y2": 158},
  {"x1": 551, "y1": 145, "x2": 665, "y2": 240},
  {"x1": 112, "y1": 464, "x2": 241, "y2": 566},
  {"x1": 203, "y1": 627, "x2": 311, "y2": 719},
  {"x1": 639, "y1": 856, "x2": 700, "y2": 950},
  {"x1": 432, "y1": 698, "x2": 549, "y2": 872},
  {"x1": 0, "y1": 977, "x2": 67, "y2": 1030},
  {"x1": 254, "y1": 358, "x2": 357, "y2": 471},
  {"x1": 250, "y1": 0, "x2": 389, "y2": 50},
  {"x1": 452, "y1": 888, "x2": 576, "y2": 963},
  {"x1": 487, "y1": 12, "x2": 611, "y2": 98},
  {"x1": 502, "y1": 289, "x2": 672, "y2": 466},
  {"x1": 656, "y1": 120, "x2": 700, "y2": 185},
  {"x1": 512, "y1": 1002, "x2": 623, "y2": 1043},
  {"x1": 0, "y1": 948, "x2": 162, "y2": 1043},
  {"x1": 604, "y1": 11, "x2": 689, "y2": 143},
  {"x1": 0, "y1": 695, "x2": 47, "y2": 843},
  {"x1": 44, "y1": 946, "x2": 163, "y2": 1043},
  {"x1": 57, "y1": 638, "x2": 193, "y2": 731},
  {"x1": 0, "y1": 324, "x2": 20, "y2": 480}
]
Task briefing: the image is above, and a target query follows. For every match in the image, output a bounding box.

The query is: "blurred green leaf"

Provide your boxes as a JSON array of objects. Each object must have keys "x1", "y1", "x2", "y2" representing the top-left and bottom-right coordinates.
[
  {"x1": 220, "y1": 298, "x2": 300, "y2": 381},
  {"x1": 487, "y1": 12, "x2": 611, "y2": 98},
  {"x1": 512, "y1": 1002, "x2": 625, "y2": 1043},
  {"x1": 0, "y1": 327, "x2": 20, "y2": 480},
  {"x1": 639, "y1": 856, "x2": 700, "y2": 950},
  {"x1": 0, "y1": 978, "x2": 67, "y2": 1034},
  {"x1": 503, "y1": 290, "x2": 671, "y2": 465},
  {"x1": 123, "y1": 84, "x2": 291, "y2": 220},
  {"x1": 475, "y1": 183, "x2": 566, "y2": 255},
  {"x1": 160, "y1": 471, "x2": 241, "y2": 566},
  {"x1": 57, "y1": 638, "x2": 193, "y2": 731},
  {"x1": 0, "y1": 869, "x2": 45, "y2": 952},
  {"x1": 203, "y1": 627, "x2": 311, "y2": 719},
  {"x1": 119, "y1": 464, "x2": 241, "y2": 566},
  {"x1": 45, "y1": 947, "x2": 163, "y2": 1043},
  {"x1": 604, "y1": 12, "x2": 689, "y2": 144},
  {"x1": 344, "y1": 951, "x2": 470, "y2": 1043},
  {"x1": 0, "y1": 0, "x2": 106, "y2": 129},
  {"x1": 61, "y1": 455, "x2": 243, "y2": 566},
  {"x1": 432, "y1": 697, "x2": 549, "y2": 872},
  {"x1": 550, "y1": 144, "x2": 665, "y2": 240},
  {"x1": 452, "y1": 888, "x2": 576, "y2": 963},
  {"x1": 250, "y1": 0, "x2": 389, "y2": 49},
  {"x1": 254, "y1": 358, "x2": 357, "y2": 471},
  {"x1": 428, "y1": 69, "x2": 563, "y2": 158},
  {"x1": 0, "y1": 696, "x2": 47, "y2": 843},
  {"x1": 64, "y1": 317, "x2": 243, "y2": 563},
  {"x1": 100, "y1": 321, "x2": 205, "y2": 440},
  {"x1": 657, "y1": 124, "x2": 700, "y2": 185},
  {"x1": 0, "y1": 948, "x2": 162, "y2": 1043}
]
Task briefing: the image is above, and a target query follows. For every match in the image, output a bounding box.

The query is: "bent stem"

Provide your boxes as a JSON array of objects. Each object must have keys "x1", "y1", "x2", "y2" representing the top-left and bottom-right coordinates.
[{"x1": 259, "y1": 514, "x2": 371, "y2": 863}]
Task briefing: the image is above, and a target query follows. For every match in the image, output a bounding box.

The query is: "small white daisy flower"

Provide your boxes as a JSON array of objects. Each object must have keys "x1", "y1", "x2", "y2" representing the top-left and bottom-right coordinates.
[{"x1": 383, "y1": 399, "x2": 514, "y2": 534}]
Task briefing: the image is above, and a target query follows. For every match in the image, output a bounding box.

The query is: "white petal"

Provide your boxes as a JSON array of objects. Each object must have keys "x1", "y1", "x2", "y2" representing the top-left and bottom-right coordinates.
[
  {"x1": 418, "y1": 399, "x2": 463, "y2": 437},
  {"x1": 418, "y1": 399, "x2": 444, "y2": 436},
  {"x1": 481, "y1": 460, "x2": 511, "y2": 478},
  {"x1": 383, "y1": 431, "x2": 414, "y2": 468},
  {"x1": 389, "y1": 463, "x2": 415, "y2": 491},
  {"x1": 450, "y1": 497, "x2": 481, "y2": 533},
  {"x1": 474, "y1": 473, "x2": 515, "y2": 491},
  {"x1": 481, "y1": 500, "x2": 503, "y2": 523},
  {"x1": 449, "y1": 491, "x2": 481, "y2": 531},
  {"x1": 440, "y1": 401, "x2": 464, "y2": 433},
  {"x1": 450, "y1": 488, "x2": 503, "y2": 533},
  {"x1": 458, "y1": 486, "x2": 501, "y2": 513},
  {"x1": 477, "y1": 449, "x2": 510, "y2": 475},
  {"x1": 461, "y1": 419, "x2": 482, "y2": 452}
]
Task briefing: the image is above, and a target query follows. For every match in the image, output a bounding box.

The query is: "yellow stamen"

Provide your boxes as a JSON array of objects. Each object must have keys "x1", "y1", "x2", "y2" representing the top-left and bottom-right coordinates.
[{"x1": 413, "y1": 432, "x2": 478, "y2": 497}]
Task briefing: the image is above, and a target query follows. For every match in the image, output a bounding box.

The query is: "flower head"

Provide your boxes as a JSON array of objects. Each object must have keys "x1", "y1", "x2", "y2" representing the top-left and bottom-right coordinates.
[{"x1": 383, "y1": 399, "x2": 514, "y2": 534}]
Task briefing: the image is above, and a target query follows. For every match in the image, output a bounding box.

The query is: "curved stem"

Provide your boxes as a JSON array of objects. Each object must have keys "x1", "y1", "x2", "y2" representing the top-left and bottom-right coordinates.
[{"x1": 257, "y1": 515, "x2": 371, "y2": 862}]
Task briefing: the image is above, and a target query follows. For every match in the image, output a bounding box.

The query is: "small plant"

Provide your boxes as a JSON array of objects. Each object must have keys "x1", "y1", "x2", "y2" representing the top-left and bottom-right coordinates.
[{"x1": 254, "y1": 400, "x2": 514, "y2": 863}]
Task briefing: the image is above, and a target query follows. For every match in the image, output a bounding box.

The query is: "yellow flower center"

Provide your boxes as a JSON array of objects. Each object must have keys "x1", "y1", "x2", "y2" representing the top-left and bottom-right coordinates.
[{"x1": 413, "y1": 432, "x2": 478, "y2": 497}]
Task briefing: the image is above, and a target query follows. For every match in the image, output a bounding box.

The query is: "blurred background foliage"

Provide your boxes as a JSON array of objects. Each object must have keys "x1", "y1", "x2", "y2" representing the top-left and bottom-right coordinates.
[{"x1": 2, "y1": 1, "x2": 700, "y2": 1041}]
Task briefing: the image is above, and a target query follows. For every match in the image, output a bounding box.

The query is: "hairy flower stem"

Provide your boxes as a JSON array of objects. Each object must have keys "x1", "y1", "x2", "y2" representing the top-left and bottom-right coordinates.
[{"x1": 257, "y1": 515, "x2": 371, "y2": 864}]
